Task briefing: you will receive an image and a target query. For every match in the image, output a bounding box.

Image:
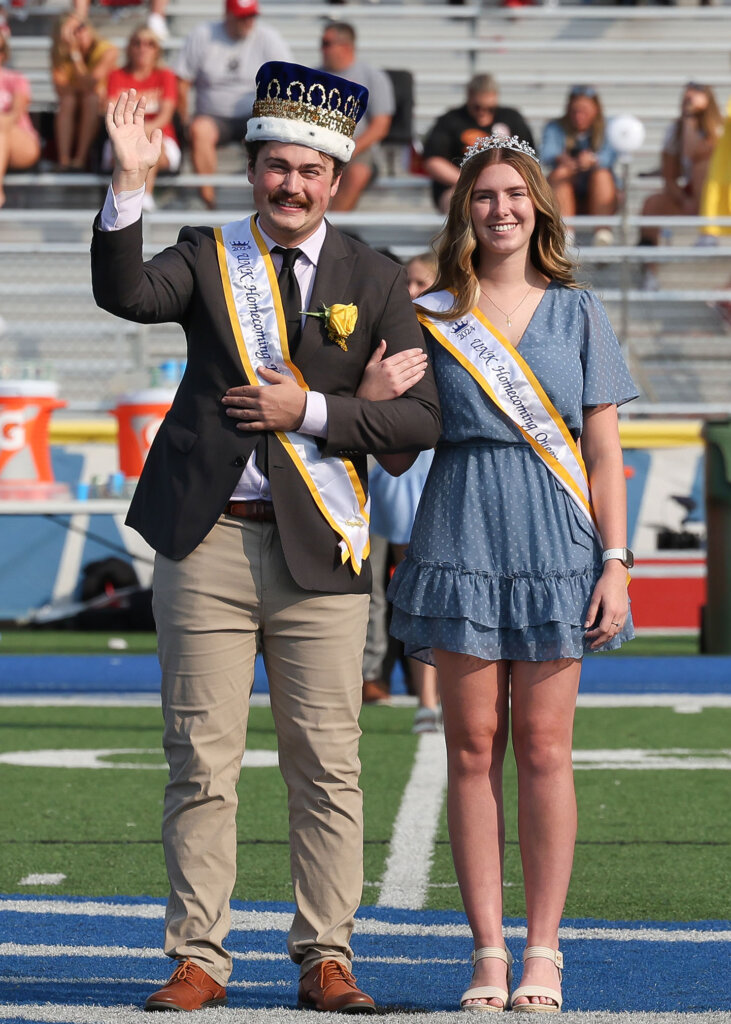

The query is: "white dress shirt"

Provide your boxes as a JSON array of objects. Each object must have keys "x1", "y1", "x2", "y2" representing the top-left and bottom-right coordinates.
[{"x1": 100, "y1": 186, "x2": 330, "y2": 501}]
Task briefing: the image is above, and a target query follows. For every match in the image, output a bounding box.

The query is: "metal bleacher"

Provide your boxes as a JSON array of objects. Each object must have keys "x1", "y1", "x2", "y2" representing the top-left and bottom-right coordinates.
[{"x1": 1, "y1": 1, "x2": 731, "y2": 411}]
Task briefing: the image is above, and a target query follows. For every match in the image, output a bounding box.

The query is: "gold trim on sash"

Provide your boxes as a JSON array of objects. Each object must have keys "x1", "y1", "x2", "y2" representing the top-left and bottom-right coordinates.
[
  {"x1": 214, "y1": 217, "x2": 370, "y2": 572},
  {"x1": 419, "y1": 293, "x2": 600, "y2": 541}
]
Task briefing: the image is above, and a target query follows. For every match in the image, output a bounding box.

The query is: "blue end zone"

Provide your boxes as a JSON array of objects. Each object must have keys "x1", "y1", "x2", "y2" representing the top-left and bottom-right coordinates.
[
  {"x1": 0, "y1": 654, "x2": 729, "y2": 695},
  {"x1": 1, "y1": 896, "x2": 728, "y2": 1013}
]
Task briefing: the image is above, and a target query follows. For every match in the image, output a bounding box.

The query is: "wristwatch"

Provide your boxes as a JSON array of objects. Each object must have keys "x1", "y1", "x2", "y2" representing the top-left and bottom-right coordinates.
[{"x1": 602, "y1": 547, "x2": 634, "y2": 569}]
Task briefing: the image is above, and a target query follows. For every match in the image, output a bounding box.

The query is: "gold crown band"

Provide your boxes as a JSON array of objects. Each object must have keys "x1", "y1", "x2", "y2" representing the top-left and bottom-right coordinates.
[{"x1": 252, "y1": 97, "x2": 357, "y2": 138}]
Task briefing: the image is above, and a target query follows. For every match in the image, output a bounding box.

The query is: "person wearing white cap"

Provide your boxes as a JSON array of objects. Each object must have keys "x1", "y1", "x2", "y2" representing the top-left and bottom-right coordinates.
[
  {"x1": 91, "y1": 60, "x2": 440, "y2": 1013},
  {"x1": 175, "y1": 0, "x2": 291, "y2": 209}
]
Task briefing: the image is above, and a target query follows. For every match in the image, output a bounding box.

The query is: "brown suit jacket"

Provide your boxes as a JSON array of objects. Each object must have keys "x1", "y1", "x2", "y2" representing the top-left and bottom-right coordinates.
[{"x1": 91, "y1": 216, "x2": 441, "y2": 594}]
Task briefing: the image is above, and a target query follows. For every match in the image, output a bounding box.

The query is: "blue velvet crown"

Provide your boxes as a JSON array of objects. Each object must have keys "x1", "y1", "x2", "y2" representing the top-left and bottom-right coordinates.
[{"x1": 246, "y1": 62, "x2": 369, "y2": 162}]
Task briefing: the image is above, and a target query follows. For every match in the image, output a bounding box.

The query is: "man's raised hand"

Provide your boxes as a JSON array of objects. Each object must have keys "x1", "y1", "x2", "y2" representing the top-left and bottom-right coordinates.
[{"x1": 107, "y1": 89, "x2": 163, "y2": 194}]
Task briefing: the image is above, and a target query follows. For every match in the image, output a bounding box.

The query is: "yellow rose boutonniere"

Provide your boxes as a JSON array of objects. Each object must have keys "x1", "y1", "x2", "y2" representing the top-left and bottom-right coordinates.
[{"x1": 303, "y1": 302, "x2": 358, "y2": 351}]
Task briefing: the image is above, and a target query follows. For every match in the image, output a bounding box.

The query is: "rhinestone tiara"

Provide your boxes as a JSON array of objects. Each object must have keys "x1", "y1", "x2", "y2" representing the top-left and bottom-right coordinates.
[{"x1": 460, "y1": 134, "x2": 540, "y2": 167}]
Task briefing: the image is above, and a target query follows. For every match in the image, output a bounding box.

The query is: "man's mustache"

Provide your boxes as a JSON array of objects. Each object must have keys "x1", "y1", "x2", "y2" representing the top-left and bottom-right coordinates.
[{"x1": 269, "y1": 190, "x2": 309, "y2": 209}]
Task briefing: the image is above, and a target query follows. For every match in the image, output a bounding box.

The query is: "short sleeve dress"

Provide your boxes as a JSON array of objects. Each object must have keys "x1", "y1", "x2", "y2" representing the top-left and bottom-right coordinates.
[{"x1": 387, "y1": 283, "x2": 639, "y2": 663}]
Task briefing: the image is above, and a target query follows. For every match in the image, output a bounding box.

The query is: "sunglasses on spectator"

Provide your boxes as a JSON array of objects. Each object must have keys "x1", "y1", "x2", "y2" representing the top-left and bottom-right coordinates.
[
  {"x1": 685, "y1": 81, "x2": 707, "y2": 91},
  {"x1": 471, "y1": 103, "x2": 497, "y2": 114},
  {"x1": 569, "y1": 85, "x2": 597, "y2": 99}
]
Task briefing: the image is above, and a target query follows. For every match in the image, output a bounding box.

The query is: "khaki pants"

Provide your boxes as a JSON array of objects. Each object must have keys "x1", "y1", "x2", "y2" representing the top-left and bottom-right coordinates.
[{"x1": 152, "y1": 514, "x2": 370, "y2": 986}]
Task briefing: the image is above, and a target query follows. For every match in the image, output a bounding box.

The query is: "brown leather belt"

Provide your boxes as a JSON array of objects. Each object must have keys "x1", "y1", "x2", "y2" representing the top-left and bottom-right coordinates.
[{"x1": 224, "y1": 500, "x2": 276, "y2": 523}]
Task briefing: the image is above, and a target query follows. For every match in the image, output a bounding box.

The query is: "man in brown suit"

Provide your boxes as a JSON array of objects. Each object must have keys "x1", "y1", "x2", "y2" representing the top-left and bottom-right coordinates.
[{"x1": 91, "y1": 61, "x2": 440, "y2": 1013}]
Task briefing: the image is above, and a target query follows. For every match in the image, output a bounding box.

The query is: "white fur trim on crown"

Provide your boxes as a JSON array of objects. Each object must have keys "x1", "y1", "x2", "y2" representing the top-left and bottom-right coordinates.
[{"x1": 245, "y1": 115, "x2": 355, "y2": 162}]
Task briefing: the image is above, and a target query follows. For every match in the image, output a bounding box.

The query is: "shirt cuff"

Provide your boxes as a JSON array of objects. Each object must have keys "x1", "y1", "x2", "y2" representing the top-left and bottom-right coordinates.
[
  {"x1": 300, "y1": 391, "x2": 328, "y2": 438},
  {"x1": 100, "y1": 184, "x2": 145, "y2": 231}
]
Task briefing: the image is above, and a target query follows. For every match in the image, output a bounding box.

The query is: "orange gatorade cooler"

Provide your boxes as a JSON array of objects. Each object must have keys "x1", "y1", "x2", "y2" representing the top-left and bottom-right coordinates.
[
  {"x1": 0, "y1": 380, "x2": 68, "y2": 499},
  {"x1": 113, "y1": 388, "x2": 176, "y2": 478}
]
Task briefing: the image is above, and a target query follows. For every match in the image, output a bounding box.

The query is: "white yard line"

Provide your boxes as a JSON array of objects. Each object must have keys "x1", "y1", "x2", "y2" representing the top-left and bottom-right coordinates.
[
  {"x1": 18, "y1": 873, "x2": 66, "y2": 886},
  {"x1": 2, "y1": 900, "x2": 730, "y2": 944},
  {"x1": 0, "y1": 943, "x2": 284, "y2": 960},
  {"x1": 0, "y1": 975, "x2": 289, "y2": 990},
  {"x1": 377, "y1": 731, "x2": 448, "y2": 910},
  {"x1": 575, "y1": 695, "x2": 731, "y2": 711},
  {"x1": 1, "y1": 694, "x2": 730, "y2": 710},
  {"x1": 0, "y1": 1007, "x2": 728, "y2": 1024},
  {"x1": 0, "y1": 943, "x2": 460, "y2": 966}
]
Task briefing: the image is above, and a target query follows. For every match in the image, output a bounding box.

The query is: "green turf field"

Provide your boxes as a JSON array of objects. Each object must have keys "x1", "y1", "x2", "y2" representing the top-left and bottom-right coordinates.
[
  {"x1": 1, "y1": 702, "x2": 727, "y2": 922},
  {"x1": 0, "y1": 629, "x2": 702, "y2": 655}
]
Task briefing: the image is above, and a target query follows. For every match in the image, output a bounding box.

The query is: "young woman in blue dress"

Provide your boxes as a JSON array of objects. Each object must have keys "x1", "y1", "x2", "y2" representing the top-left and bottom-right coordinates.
[{"x1": 364, "y1": 134, "x2": 637, "y2": 1013}]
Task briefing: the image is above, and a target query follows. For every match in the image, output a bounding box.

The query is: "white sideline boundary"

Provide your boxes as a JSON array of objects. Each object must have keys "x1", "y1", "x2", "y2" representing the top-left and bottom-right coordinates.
[
  {"x1": 377, "y1": 731, "x2": 447, "y2": 909},
  {"x1": 0, "y1": 1008, "x2": 729, "y2": 1024},
  {"x1": 1, "y1": 694, "x2": 730, "y2": 711},
  {"x1": 1, "y1": 901, "x2": 729, "y2": 944}
]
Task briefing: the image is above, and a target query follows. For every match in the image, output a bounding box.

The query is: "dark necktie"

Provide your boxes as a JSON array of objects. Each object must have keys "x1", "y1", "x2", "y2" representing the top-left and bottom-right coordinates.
[{"x1": 272, "y1": 245, "x2": 303, "y2": 355}]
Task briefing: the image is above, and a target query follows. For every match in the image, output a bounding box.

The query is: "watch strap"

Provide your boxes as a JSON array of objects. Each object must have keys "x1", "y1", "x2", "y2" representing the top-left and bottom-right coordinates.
[{"x1": 602, "y1": 547, "x2": 629, "y2": 564}]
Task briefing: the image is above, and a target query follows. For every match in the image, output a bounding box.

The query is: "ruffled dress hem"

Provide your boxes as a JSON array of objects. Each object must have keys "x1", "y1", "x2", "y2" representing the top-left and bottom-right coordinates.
[{"x1": 388, "y1": 556, "x2": 635, "y2": 663}]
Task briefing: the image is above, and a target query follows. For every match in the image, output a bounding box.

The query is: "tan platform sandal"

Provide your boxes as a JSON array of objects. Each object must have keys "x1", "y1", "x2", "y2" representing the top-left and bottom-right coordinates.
[
  {"x1": 511, "y1": 946, "x2": 563, "y2": 1013},
  {"x1": 460, "y1": 945, "x2": 513, "y2": 1013}
]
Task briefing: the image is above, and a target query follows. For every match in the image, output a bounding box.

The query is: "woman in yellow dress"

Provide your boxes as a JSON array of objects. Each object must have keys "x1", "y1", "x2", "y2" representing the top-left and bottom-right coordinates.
[
  {"x1": 699, "y1": 92, "x2": 731, "y2": 239},
  {"x1": 50, "y1": 13, "x2": 118, "y2": 170}
]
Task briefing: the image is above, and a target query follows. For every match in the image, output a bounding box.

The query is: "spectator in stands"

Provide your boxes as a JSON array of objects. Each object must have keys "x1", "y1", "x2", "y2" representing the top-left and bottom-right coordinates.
[
  {"x1": 0, "y1": 33, "x2": 41, "y2": 208},
  {"x1": 175, "y1": 0, "x2": 291, "y2": 210},
  {"x1": 541, "y1": 85, "x2": 618, "y2": 246},
  {"x1": 319, "y1": 21, "x2": 395, "y2": 211},
  {"x1": 639, "y1": 83, "x2": 722, "y2": 258},
  {"x1": 405, "y1": 251, "x2": 438, "y2": 299},
  {"x1": 50, "y1": 13, "x2": 118, "y2": 171},
  {"x1": 104, "y1": 25, "x2": 180, "y2": 211},
  {"x1": 72, "y1": 0, "x2": 171, "y2": 43},
  {"x1": 421, "y1": 73, "x2": 535, "y2": 213}
]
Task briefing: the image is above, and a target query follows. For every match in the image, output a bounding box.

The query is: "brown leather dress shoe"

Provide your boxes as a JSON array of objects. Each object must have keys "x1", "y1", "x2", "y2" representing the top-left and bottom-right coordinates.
[
  {"x1": 298, "y1": 960, "x2": 376, "y2": 1013},
  {"x1": 362, "y1": 679, "x2": 391, "y2": 706},
  {"x1": 144, "y1": 960, "x2": 227, "y2": 1012}
]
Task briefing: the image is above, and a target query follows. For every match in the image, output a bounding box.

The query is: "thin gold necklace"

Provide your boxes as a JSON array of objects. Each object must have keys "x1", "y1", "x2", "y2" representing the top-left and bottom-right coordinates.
[{"x1": 479, "y1": 280, "x2": 535, "y2": 327}]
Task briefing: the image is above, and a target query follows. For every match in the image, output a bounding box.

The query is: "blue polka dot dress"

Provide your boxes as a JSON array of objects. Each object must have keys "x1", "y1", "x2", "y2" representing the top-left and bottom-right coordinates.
[{"x1": 388, "y1": 283, "x2": 639, "y2": 663}]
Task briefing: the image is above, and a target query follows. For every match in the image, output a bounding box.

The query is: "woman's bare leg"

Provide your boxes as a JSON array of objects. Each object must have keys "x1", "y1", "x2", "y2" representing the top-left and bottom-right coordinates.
[
  {"x1": 0, "y1": 125, "x2": 41, "y2": 206},
  {"x1": 510, "y1": 658, "x2": 581, "y2": 1008},
  {"x1": 55, "y1": 91, "x2": 78, "y2": 168},
  {"x1": 586, "y1": 167, "x2": 617, "y2": 217},
  {"x1": 434, "y1": 649, "x2": 510, "y2": 1007},
  {"x1": 72, "y1": 90, "x2": 100, "y2": 169}
]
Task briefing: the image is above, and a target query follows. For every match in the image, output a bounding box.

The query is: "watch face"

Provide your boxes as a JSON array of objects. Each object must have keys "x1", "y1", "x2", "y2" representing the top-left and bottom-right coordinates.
[{"x1": 624, "y1": 549, "x2": 635, "y2": 569}]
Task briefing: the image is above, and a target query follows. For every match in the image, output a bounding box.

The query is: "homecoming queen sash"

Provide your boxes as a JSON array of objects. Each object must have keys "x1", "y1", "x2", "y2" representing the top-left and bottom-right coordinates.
[
  {"x1": 418, "y1": 290, "x2": 600, "y2": 543},
  {"x1": 214, "y1": 216, "x2": 370, "y2": 573}
]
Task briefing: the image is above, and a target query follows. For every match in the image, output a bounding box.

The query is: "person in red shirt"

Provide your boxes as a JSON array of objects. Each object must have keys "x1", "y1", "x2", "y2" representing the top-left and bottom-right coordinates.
[{"x1": 105, "y1": 24, "x2": 180, "y2": 210}]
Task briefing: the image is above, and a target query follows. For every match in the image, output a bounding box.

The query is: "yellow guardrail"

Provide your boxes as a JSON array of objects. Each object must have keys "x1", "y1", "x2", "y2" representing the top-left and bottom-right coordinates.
[
  {"x1": 50, "y1": 418, "x2": 705, "y2": 447},
  {"x1": 618, "y1": 421, "x2": 702, "y2": 448},
  {"x1": 50, "y1": 420, "x2": 117, "y2": 444}
]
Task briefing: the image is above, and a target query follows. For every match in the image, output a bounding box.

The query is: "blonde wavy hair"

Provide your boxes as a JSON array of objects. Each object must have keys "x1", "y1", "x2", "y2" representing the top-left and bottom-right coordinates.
[
  {"x1": 669, "y1": 83, "x2": 723, "y2": 150},
  {"x1": 50, "y1": 13, "x2": 100, "y2": 69},
  {"x1": 418, "y1": 147, "x2": 576, "y2": 322}
]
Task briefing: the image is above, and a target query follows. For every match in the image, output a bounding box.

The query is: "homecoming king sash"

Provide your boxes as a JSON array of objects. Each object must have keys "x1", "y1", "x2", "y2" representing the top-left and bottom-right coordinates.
[
  {"x1": 418, "y1": 290, "x2": 600, "y2": 542},
  {"x1": 214, "y1": 216, "x2": 370, "y2": 572}
]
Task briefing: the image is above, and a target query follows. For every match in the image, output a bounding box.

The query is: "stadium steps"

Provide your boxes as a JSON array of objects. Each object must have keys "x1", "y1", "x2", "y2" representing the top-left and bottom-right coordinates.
[{"x1": 2, "y1": 3, "x2": 731, "y2": 408}]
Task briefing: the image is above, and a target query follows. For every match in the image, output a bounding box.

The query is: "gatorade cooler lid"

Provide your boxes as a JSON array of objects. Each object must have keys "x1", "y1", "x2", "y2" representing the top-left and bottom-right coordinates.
[
  {"x1": 0, "y1": 379, "x2": 60, "y2": 398},
  {"x1": 116, "y1": 388, "x2": 177, "y2": 406}
]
